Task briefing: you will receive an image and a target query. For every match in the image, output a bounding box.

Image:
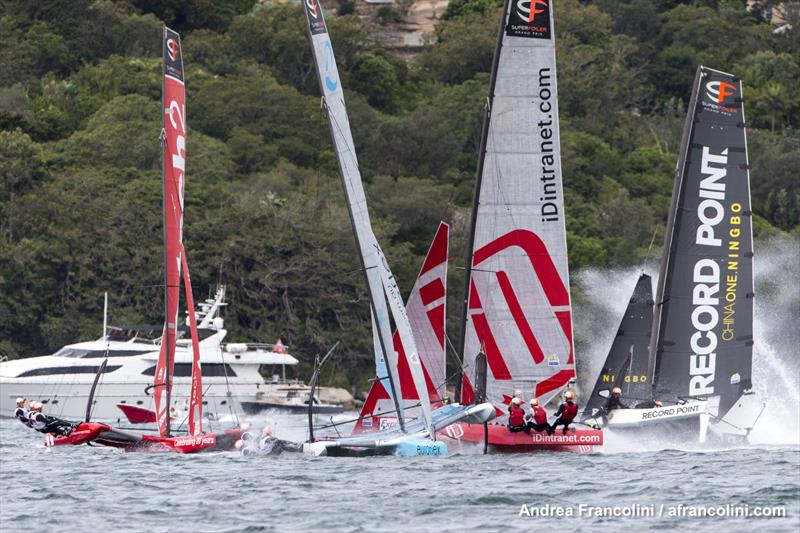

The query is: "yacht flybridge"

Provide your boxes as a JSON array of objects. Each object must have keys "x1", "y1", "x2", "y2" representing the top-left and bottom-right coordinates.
[{"x1": 0, "y1": 287, "x2": 299, "y2": 421}]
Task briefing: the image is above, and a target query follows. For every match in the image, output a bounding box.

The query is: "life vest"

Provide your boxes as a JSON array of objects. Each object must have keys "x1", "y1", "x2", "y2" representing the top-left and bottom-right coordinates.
[
  {"x1": 560, "y1": 401, "x2": 578, "y2": 422},
  {"x1": 508, "y1": 405, "x2": 525, "y2": 427},
  {"x1": 30, "y1": 413, "x2": 47, "y2": 431},
  {"x1": 532, "y1": 406, "x2": 548, "y2": 425}
]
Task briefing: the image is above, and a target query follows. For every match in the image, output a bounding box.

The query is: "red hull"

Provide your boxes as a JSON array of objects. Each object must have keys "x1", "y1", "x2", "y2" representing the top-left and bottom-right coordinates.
[
  {"x1": 438, "y1": 423, "x2": 603, "y2": 453},
  {"x1": 117, "y1": 403, "x2": 157, "y2": 424},
  {"x1": 45, "y1": 423, "x2": 242, "y2": 453}
]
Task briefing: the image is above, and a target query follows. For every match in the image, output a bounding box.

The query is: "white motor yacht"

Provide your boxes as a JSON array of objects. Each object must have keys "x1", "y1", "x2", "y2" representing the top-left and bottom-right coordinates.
[{"x1": 0, "y1": 287, "x2": 299, "y2": 422}]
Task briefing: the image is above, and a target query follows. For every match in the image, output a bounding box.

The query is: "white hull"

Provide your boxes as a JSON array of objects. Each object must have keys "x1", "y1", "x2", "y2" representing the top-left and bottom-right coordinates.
[{"x1": 602, "y1": 401, "x2": 708, "y2": 428}]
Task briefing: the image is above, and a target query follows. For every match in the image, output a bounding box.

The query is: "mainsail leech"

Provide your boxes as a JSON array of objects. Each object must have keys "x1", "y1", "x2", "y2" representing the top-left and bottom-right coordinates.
[
  {"x1": 459, "y1": 0, "x2": 575, "y2": 414},
  {"x1": 650, "y1": 67, "x2": 754, "y2": 419}
]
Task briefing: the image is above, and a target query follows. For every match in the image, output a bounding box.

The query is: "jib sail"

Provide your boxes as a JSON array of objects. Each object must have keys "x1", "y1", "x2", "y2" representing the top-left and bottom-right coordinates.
[
  {"x1": 459, "y1": 0, "x2": 575, "y2": 414},
  {"x1": 585, "y1": 274, "x2": 654, "y2": 415},
  {"x1": 650, "y1": 66, "x2": 754, "y2": 420}
]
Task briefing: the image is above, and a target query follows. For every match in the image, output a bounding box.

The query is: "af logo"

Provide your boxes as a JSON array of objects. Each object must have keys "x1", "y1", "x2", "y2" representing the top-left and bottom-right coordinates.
[
  {"x1": 705, "y1": 80, "x2": 736, "y2": 105},
  {"x1": 516, "y1": 0, "x2": 548, "y2": 23}
]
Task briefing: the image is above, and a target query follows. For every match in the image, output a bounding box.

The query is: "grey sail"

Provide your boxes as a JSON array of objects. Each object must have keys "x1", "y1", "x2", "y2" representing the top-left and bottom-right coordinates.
[
  {"x1": 650, "y1": 66, "x2": 754, "y2": 420},
  {"x1": 585, "y1": 273, "x2": 654, "y2": 415},
  {"x1": 302, "y1": 0, "x2": 433, "y2": 435}
]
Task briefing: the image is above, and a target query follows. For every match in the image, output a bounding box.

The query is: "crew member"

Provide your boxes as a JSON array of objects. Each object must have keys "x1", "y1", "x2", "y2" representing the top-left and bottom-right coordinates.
[
  {"x1": 603, "y1": 387, "x2": 628, "y2": 412},
  {"x1": 28, "y1": 402, "x2": 76, "y2": 437},
  {"x1": 548, "y1": 391, "x2": 578, "y2": 435},
  {"x1": 634, "y1": 399, "x2": 663, "y2": 409},
  {"x1": 253, "y1": 426, "x2": 303, "y2": 455},
  {"x1": 525, "y1": 398, "x2": 549, "y2": 433},
  {"x1": 14, "y1": 397, "x2": 31, "y2": 427},
  {"x1": 507, "y1": 397, "x2": 529, "y2": 433}
]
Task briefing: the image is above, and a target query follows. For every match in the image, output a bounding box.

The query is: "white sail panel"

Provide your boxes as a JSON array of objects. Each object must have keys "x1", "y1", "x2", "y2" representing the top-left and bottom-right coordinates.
[{"x1": 461, "y1": 0, "x2": 575, "y2": 414}]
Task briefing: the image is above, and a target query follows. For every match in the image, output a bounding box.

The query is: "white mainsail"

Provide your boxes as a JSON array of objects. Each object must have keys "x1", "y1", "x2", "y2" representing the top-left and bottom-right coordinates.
[{"x1": 460, "y1": 0, "x2": 575, "y2": 414}]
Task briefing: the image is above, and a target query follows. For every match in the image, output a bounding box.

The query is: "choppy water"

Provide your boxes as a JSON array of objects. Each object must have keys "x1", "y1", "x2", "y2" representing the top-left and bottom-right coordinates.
[{"x1": 1, "y1": 418, "x2": 798, "y2": 533}]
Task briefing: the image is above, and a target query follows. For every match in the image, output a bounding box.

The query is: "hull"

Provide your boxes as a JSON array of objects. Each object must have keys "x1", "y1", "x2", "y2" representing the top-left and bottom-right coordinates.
[
  {"x1": 438, "y1": 423, "x2": 603, "y2": 453},
  {"x1": 240, "y1": 401, "x2": 344, "y2": 415},
  {"x1": 303, "y1": 435, "x2": 448, "y2": 457},
  {"x1": 600, "y1": 401, "x2": 708, "y2": 429},
  {"x1": 45, "y1": 423, "x2": 242, "y2": 453}
]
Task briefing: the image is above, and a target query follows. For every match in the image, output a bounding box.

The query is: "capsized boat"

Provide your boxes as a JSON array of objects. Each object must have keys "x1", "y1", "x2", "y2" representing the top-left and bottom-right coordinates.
[
  {"x1": 646, "y1": 66, "x2": 763, "y2": 443},
  {"x1": 48, "y1": 27, "x2": 242, "y2": 452},
  {"x1": 580, "y1": 273, "x2": 709, "y2": 435},
  {"x1": 353, "y1": 222, "x2": 449, "y2": 434},
  {"x1": 440, "y1": 0, "x2": 602, "y2": 452},
  {"x1": 300, "y1": 0, "x2": 493, "y2": 456}
]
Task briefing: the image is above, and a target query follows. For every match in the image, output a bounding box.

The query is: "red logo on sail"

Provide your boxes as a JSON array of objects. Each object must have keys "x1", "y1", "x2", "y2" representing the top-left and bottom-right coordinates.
[
  {"x1": 705, "y1": 81, "x2": 736, "y2": 105},
  {"x1": 306, "y1": 0, "x2": 319, "y2": 19},
  {"x1": 166, "y1": 39, "x2": 179, "y2": 62},
  {"x1": 466, "y1": 229, "x2": 574, "y2": 400},
  {"x1": 517, "y1": 0, "x2": 548, "y2": 23}
]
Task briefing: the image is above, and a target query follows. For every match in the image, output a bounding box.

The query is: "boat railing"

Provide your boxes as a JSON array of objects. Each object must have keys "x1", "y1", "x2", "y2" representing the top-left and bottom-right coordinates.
[{"x1": 221, "y1": 342, "x2": 290, "y2": 354}]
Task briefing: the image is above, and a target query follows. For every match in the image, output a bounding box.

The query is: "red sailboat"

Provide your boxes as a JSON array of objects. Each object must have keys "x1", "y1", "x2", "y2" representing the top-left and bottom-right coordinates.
[{"x1": 47, "y1": 27, "x2": 240, "y2": 452}]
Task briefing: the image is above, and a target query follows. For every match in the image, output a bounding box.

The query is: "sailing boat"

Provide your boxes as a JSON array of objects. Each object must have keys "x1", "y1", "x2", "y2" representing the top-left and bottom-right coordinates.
[
  {"x1": 581, "y1": 66, "x2": 763, "y2": 441},
  {"x1": 353, "y1": 222, "x2": 449, "y2": 434},
  {"x1": 438, "y1": 0, "x2": 603, "y2": 452},
  {"x1": 299, "y1": 0, "x2": 494, "y2": 457},
  {"x1": 581, "y1": 274, "x2": 709, "y2": 431},
  {"x1": 648, "y1": 66, "x2": 761, "y2": 441},
  {"x1": 47, "y1": 27, "x2": 242, "y2": 452}
]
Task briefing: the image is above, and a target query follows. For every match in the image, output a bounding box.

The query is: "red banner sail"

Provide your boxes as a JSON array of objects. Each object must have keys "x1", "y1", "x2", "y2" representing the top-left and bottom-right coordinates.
[{"x1": 154, "y1": 26, "x2": 187, "y2": 437}]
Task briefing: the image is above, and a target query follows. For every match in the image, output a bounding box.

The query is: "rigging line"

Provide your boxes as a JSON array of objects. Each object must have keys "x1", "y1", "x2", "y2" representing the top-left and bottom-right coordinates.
[
  {"x1": 641, "y1": 226, "x2": 659, "y2": 274},
  {"x1": 219, "y1": 347, "x2": 239, "y2": 427}
]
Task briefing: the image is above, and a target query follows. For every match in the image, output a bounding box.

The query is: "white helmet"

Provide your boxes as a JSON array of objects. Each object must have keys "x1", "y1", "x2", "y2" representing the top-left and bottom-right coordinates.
[
  {"x1": 16, "y1": 397, "x2": 25, "y2": 406},
  {"x1": 511, "y1": 397, "x2": 523, "y2": 406},
  {"x1": 530, "y1": 398, "x2": 539, "y2": 407},
  {"x1": 261, "y1": 425, "x2": 273, "y2": 437},
  {"x1": 234, "y1": 439, "x2": 244, "y2": 450}
]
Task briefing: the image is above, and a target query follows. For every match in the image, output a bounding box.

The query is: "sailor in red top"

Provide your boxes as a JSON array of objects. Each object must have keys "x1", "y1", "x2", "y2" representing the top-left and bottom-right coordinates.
[
  {"x1": 548, "y1": 390, "x2": 578, "y2": 435},
  {"x1": 507, "y1": 397, "x2": 529, "y2": 434},
  {"x1": 525, "y1": 398, "x2": 549, "y2": 433}
]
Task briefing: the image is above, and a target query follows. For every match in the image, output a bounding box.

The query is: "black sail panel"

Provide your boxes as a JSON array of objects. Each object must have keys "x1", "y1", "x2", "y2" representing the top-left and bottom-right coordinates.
[
  {"x1": 651, "y1": 66, "x2": 754, "y2": 419},
  {"x1": 585, "y1": 273, "x2": 654, "y2": 414}
]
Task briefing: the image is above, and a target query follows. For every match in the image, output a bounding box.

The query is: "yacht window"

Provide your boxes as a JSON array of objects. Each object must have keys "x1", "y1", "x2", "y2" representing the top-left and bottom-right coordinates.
[
  {"x1": 16, "y1": 365, "x2": 121, "y2": 378},
  {"x1": 140, "y1": 363, "x2": 237, "y2": 377},
  {"x1": 54, "y1": 348, "x2": 148, "y2": 358}
]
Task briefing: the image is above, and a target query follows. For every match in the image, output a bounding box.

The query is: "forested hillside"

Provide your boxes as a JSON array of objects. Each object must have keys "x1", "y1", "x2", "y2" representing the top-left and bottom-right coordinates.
[{"x1": 1, "y1": 0, "x2": 798, "y2": 391}]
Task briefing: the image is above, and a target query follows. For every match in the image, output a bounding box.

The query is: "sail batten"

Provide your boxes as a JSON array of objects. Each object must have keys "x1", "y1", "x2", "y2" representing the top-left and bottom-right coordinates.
[{"x1": 459, "y1": 0, "x2": 574, "y2": 414}]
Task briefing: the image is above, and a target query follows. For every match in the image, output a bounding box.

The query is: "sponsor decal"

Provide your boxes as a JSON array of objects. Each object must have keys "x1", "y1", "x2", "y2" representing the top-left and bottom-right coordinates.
[
  {"x1": 688, "y1": 146, "x2": 729, "y2": 397},
  {"x1": 379, "y1": 418, "x2": 399, "y2": 430},
  {"x1": 163, "y1": 31, "x2": 183, "y2": 82},
  {"x1": 174, "y1": 434, "x2": 216, "y2": 447},
  {"x1": 304, "y1": 0, "x2": 327, "y2": 35},
  {"x1": 547, "y1": 354, "x2": 559, "y2": 367},
  {"x1": 506, "y1": 0, "x2": 551, "y2": 39},
  {"x1": 536, "y1": 67, "x2": 560, "y2": 223},
  {"x1": 362, "y1": 417, "x2": 373, "y2": 427},
  {"x1": 730, "y1": 373, "x2": 741, "y2": 385},
  {"x1": 444, "y1": 424, "x2": 465, "y2": 439},
  {"x1": 530, "y1": 432, "x2": 602, "y2": 445},
  {"x1": 702, "y1": 78, "x2": 738, "y2": 115},
  {"x1": 640, "y1": 404, "x2": 701, "y2": 420}
]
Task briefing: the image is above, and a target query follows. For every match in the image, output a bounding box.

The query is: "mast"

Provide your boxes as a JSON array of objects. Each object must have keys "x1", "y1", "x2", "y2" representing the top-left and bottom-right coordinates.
[
  {"x1": 458, "y1": 0, "x2": 575, "y2": 412},
  {"x1": 650, "y1": 66, "x2": 754, "y2": 419},
  {"x1": 456, "y1": 0, "x2": 509, "y2": 403}
]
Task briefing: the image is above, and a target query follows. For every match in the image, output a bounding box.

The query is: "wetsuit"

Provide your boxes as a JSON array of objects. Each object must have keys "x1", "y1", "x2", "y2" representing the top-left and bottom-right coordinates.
[
  {"x1": 603, "y1": 395, "x2": 628, "y2": 412},
  {"x1": 526, "y1": 406, "x2": 549, "y2": 433},
  {"x1": 507, "y1": 405, "x2": 529, "y2": 434},
  {"x1": 257, "y1": 436, "x2": 303, "y2": 455},
  {"x1": 634, "y1": 399, "x2": 658, "y2": 409},
  {"x1": 29, "y1": 412, "x2": 76, "y2": 437},
  {"x1": 14, "y1": 407, "x2": 32, "y2": 427},
  {"x1": 549, "y1": 400, "x2": 578, "y2": 435}
]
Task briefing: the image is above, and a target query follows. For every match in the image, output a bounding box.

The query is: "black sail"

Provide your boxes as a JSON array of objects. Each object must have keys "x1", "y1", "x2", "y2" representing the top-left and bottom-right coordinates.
[
  {"x1": 585, "y1": 273, "x2": 654, "y2": 414},
  {"x1": 650, "y1": 66, "x2": 754, "y2": 419}
]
